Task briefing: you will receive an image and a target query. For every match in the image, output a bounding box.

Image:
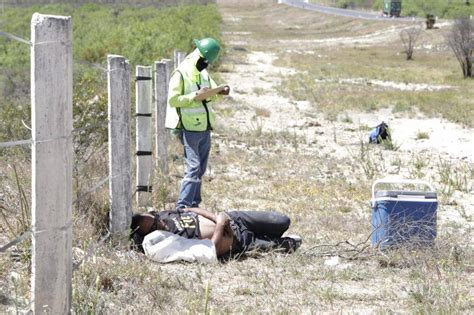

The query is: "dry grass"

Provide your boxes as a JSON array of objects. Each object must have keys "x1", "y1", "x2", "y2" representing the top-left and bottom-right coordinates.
[
  {"x1": 1, "y1": 0, "x2": 473, "y2": 313},
  {"x1": 275, "y1": 47, "x2": 474, "y2": 127}
]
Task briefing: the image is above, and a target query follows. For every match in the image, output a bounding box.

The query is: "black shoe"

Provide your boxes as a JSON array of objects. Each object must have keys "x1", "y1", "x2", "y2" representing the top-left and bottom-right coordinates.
[
  {"x1": 279, "y1": 235, "x2": 302, "y2": 253},
  {"x1": 285, "y1": 234, "x2": 302, "y2": 248}
]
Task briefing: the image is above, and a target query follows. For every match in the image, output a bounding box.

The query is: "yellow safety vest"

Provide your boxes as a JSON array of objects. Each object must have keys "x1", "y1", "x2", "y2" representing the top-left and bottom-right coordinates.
[{"x1": 165, "y1": 50, "x2": 218, "y2": 132}]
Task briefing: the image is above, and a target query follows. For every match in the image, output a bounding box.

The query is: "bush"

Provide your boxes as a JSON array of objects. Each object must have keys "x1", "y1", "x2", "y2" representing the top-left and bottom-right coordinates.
[
  {"x1": 446, "y1": 18, "x2": 474, "y2": 78},
  {"x1": 0, "y1": 3, "x2": 222, "y2": 148}
]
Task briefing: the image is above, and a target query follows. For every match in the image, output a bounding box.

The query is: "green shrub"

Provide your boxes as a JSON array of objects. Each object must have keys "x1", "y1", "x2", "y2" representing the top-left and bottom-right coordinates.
[{"x1": 0, "y1": 3, "x2": 222, "y2": 148}]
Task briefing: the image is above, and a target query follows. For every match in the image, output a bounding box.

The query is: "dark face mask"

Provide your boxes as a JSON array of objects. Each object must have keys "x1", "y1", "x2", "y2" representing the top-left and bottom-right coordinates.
[{"x1": 196, "y1": 57, "x2": 209, "y2": 72}]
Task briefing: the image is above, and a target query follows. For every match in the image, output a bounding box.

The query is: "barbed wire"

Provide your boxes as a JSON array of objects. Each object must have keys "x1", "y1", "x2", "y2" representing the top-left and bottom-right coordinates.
[
  {"x1": 0, "y1": 139, "x2": 32, "y2": 148},
  {"x1": 1, "y1": 28, "x2": 145, "y2": 150},
  {"x1": 74, "y1": 60, "x2": 107, "y2": 72},
  {"x1": 73, "y1": 231, "x2": 111, "y2": 271},
  {"x1": 72, "y1": 176, "x2": 109, "y2": 205},
  {"x1": 0, "y1": 31, "x2": 127, "y2": 75},
  {"x1": 72, "y1": 120, "x2": 109, "y2": 135},
  {"x1": 0, "y1": 167, "x2": 131, "y2": 255},
  {"x1": 0, "y1": 230, "x2": 31, "y2": 253},
  {"x1": 72, "y1": 227, "x2": 141, "y2": 272},
  {"x1": 0, "y1": 30, "x2": 148, "y2": 265},
  {"x1": 0, "y1": 116, "x2": 137, "y2": 149},
  {"x1": 0, "y1": 30, "x2": 31, "y2": 45}
]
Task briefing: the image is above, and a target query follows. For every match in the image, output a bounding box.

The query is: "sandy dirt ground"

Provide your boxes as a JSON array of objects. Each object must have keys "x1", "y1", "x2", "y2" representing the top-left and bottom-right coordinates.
[
  {"x1": 217, "y1": 0, "x2": 473, "y2": 236},
  {"x1": 1, "y1": 0, "x2": 474, "y2": 314}
]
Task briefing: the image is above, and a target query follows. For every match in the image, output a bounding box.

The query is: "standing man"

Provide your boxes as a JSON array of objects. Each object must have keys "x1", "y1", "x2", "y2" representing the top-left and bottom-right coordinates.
[{"x1": 165, "y1": 38, "x2": 230, "y2": 210}]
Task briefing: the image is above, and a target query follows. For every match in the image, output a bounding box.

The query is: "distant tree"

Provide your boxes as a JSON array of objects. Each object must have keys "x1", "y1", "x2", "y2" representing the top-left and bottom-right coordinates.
[
  {"x1": 446, "y1": 18, "x2": 473, "y2": 78},
  {"x1": 400, "y1": 26, "x2": 422, "y2": 60}
]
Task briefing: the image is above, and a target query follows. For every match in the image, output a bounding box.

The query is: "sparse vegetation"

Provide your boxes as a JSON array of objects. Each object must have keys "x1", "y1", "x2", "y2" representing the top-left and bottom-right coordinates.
[
  {"x1": 315, "y1": 0, "x2": 474, "y2": 18},
  {"x1": 416, "y1": 130, "x2": 430, "y2": 139},
  {"x1": 446, "y1": 18, "x2": 474, "y2": 78},
  {"x1": 408, "y1": 153, "x2": 429, "y2": 178},
  {"x1": 1, "y1": 0, "x2": 473, "y2": 313},
  {"x1": 437, "y1": 158, "x2": 472, "y2": 197},
  {"x1": 400, "y1": 26, "x2": 422, "y2": 60},
  {"x1": 276, "y1": 41, "x2": 474, "y2": 127}
]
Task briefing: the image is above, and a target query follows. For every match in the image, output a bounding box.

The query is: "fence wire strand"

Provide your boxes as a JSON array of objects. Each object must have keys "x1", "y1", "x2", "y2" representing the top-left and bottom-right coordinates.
[
  {"x1": 73, "y1": 231, "x2": 110, "y2": 271},
  {"x1": 1, "y1": 28, "x2": 148, "y2": 264},
  {"x1": 73, "y1": 176, "x2": 109, "y2": 205},
  {"x1": 0, "y1": 230, "x2": 31, "y2": 253},
  {"x1": 0, "y1": 118, "x2": 135, "y2": 149},
  {"x1": 74, "y1": 60, "x2": 108, "y2": 72},
  {"x1": 0, "y1": 139, "x2": 32, "y2": 148},
  {"x1": 0, "y1": 30, "x2": 31, "y2": 45}
]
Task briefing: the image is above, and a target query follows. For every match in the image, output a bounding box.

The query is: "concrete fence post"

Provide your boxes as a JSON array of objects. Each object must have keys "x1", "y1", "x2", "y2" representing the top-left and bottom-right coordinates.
[
  {"x1": 173, "y1": 49, "x2": 187, "y2": 70},
  {"x1": 135, "y1": 66, "x2": 153, "y2": 207},
  {"x1": 154, "y1": 59, "x2": 171, "y2": 175},
  {"x1": 108, "y1": 54, "x2": 132, "y2": 238},
  {"x1": 31, "y1": 13, "x2": 72, "y2": 314}
]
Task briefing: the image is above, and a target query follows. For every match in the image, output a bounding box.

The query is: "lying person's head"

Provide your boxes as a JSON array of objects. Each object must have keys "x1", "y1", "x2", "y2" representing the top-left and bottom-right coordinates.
[{"x1": 130, "y1": 212, "x2": 167, "y2": 251}]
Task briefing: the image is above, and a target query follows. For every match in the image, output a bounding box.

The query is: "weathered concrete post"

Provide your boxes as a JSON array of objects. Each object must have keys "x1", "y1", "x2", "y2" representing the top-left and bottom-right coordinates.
[
  {"x1": 135, "y1": 66, "x2": 153, "y2": 207},
  {"x1": 31, "y1": 13, "x2": 72, "y2": 314},
  {"x1": 155, "y1": 59, "x2": 171, "y2": 175},
  {"x1": 108, "y1": 55, "x2": 132, "y2": 238},
  {"x1": 173, "y1": 50, "x2": 187, "y2": 70}
]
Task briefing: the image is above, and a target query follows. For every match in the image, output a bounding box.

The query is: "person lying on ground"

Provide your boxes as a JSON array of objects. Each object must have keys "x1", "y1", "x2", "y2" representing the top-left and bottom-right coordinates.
[{"x1": 130, "y1": 208, "x2": 302, "y2": 258}]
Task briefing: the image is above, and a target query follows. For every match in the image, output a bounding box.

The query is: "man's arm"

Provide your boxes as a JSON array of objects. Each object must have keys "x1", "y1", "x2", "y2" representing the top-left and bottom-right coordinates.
[
  {"x1": 211, "y1": 213, "x2": 232, "y2": 256},
  {"x1": 186, "y1": 208, "x2": 233, "y2": 255},
  {"x1": 186, "y1": 207, "x2": 217, "y2": 223},
  {"x1": 167, "y1": 72, "x2": 195, "y2": 108},
  {"x1": 206, "y1": 74, "x2": 230, "y2": 102}
]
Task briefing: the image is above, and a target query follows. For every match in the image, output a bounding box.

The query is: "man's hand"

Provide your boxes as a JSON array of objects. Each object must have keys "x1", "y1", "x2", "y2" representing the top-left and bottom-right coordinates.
[
  {"x1": 187, "y1": 207, "x2": 217, "y2": 223},
  {"x1": 218, "y1": 85, "x2": 230, "y2": 95},
  {"x1": 212, "y1": 212, "x2": 233, "y2": 256},
  {"x1": 216, "y1": 212, "x2": 230, "y2": 225},
  {"x1": 195, "y1": 87, "x2": 209, "y2": 97},
  {"x1": 216, "y1": 212, "x2": 232, "y2": 237}
]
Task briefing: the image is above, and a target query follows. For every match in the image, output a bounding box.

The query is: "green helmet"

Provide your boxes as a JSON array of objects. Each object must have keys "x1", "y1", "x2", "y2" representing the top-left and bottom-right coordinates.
[{"x1": 193, "y1": 38, "x2": 221, "y2": 63}]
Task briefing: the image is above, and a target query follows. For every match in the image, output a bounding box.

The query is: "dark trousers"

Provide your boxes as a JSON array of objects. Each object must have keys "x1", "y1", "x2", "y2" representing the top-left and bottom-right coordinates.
[{"x1": 227, "y1": 211, "x2": 291, "y2": 254}]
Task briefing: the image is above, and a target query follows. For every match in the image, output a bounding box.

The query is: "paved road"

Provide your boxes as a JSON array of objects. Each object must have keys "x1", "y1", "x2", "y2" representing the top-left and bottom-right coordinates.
[{"x1": 281, "y1": 0, "x2": 419, "y2": 22}]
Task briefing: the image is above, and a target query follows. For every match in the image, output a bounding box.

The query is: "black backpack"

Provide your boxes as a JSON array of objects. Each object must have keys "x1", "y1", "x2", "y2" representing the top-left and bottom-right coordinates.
[{"x1": 369, "y1": 122, "x2": 391, "y2": 144}]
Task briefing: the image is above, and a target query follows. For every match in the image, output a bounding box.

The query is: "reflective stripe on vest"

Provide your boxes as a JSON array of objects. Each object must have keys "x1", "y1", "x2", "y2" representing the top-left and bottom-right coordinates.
[
  {"x1": 177, "y1": 70, "x2": 216, "y2": 131},
  {"x1": 181, "y1": 107, "x2": 208, "y2": 114}
]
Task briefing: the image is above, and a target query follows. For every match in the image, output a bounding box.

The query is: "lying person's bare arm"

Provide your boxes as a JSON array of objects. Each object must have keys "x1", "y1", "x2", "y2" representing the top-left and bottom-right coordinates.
[
  {"x1": 187, "y1": 207, "x2": 217, "y2": 223},
  {"x1": 211, "y1": 212, "x2": 233, "y2": 256},
  {"x1": 186, "y1": 208, "x2": 233, "y2": 256}
]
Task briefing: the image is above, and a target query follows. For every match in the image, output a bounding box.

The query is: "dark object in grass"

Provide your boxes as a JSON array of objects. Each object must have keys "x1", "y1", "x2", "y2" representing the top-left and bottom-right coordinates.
[
  {"x1": 369, "y1": 121, "x2": 391, "y2": 144},
  {"x1": 426, "y1": 14, "x2": 436, "y2": 29}
]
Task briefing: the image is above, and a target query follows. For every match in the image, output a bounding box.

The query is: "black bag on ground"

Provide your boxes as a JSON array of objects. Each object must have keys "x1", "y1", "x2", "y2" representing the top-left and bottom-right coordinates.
[{"x1": 369, "y1": 121, "x2": 391, "y2": 144}]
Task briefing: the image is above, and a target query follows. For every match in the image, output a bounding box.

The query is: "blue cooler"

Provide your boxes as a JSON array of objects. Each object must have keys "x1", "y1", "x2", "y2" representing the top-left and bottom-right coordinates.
[{"x1": 371, "y1": 179, "x2": 438, "y2": 249}]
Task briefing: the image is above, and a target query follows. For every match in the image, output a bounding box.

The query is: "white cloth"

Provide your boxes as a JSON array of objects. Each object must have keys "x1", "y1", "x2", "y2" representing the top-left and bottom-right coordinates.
[{"x1": 143, "y1": 230, "x2": 217, "y2": 264}]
